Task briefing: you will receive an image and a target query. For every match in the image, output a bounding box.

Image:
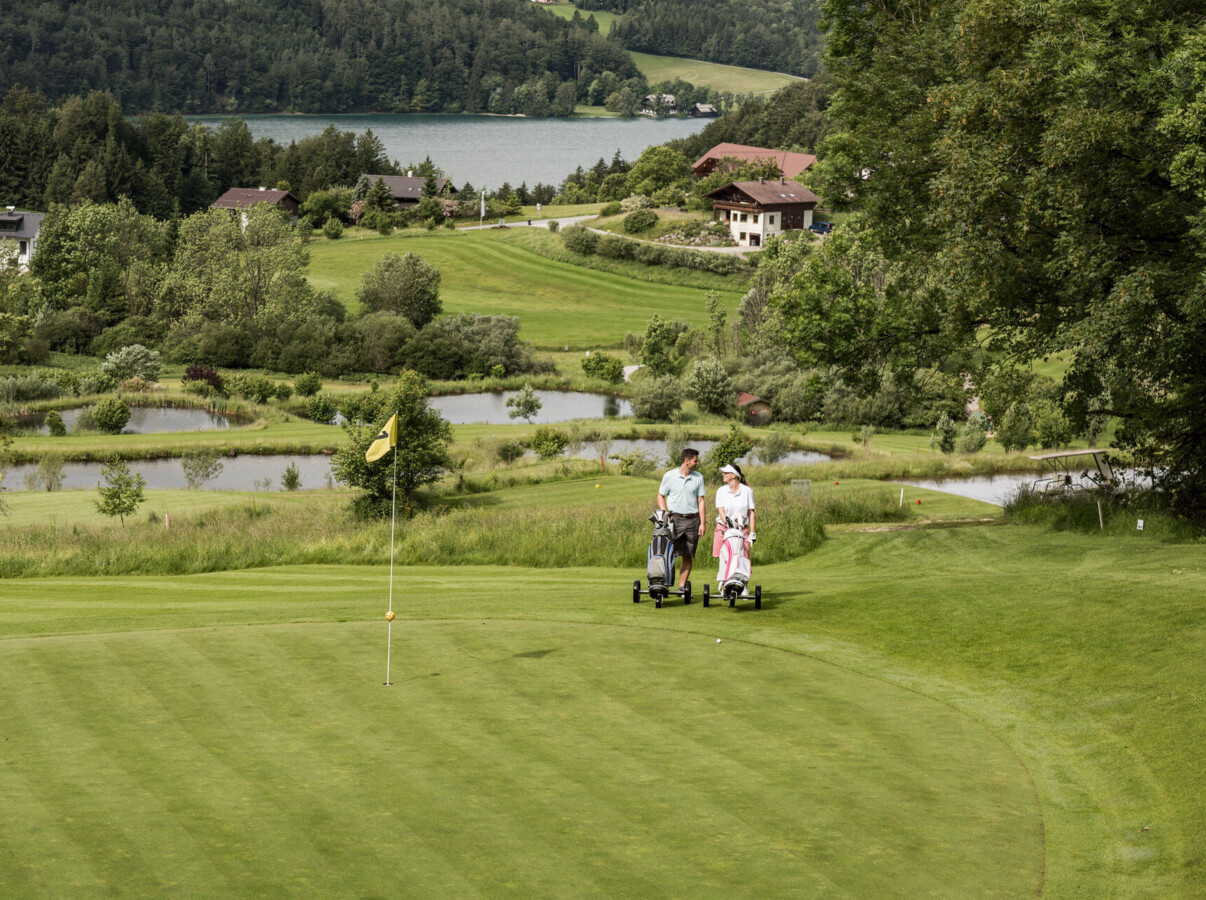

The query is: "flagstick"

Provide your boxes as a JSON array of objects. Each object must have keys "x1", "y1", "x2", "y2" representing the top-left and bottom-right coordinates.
[{"x1": 384, "y1": 442, "x2": 398, "y2": 685}]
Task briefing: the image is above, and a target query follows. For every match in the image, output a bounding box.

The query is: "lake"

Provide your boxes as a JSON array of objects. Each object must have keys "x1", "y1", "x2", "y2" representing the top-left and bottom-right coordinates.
[
  {"x1": 15, "y1": 406, "x2": 235, "y2": 435},
  {"x1": 189, "y1": 114, "x2": 710, "y2": 190}
]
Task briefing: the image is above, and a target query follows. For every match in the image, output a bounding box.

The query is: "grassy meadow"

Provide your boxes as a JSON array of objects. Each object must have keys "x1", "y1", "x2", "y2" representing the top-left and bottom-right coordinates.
[
  {"x1": 628, "y1": 51, "x2": 803, "y2": 94},
  {"x1": 305, "y1": 227, "x2": 745, "y2": 348}
]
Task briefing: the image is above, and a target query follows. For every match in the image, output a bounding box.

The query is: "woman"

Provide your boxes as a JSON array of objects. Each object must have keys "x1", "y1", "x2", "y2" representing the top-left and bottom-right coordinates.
[{"x1": 712, "y1": 463, "x2": 756, "y2": 588}]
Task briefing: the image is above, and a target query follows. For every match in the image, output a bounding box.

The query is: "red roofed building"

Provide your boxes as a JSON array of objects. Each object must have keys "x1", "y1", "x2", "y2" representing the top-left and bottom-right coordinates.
[
  {"x1": 705, "y1": 180, "x2": 821, "y2": 247},
  {"x1": 211, "y1": 187, "x2": 301, "y2": 224},
  {"x1": 691, "y1": 143, "x2": 817, "y2": 179},
  {"x1": 736, "y1": 392, "x2": 772, "y2": 425}
]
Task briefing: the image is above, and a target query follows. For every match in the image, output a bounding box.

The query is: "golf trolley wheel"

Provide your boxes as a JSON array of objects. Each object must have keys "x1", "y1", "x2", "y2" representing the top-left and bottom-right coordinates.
[
  {"x1": 703, "y1": 584, "x2": 710, "y2": 607},
  {"x1": 683, "y1": 580, "x2": 692, "y2": 604},
  {"x1": 754, "y1": 585, "x2": 762, "y2": 610},
  {"x1": 655, "y1": 593, "x2": 664, "y2": 609},
  {"x1": 633, "y1": 580, "x2": 641, "y2": 603},
  {"x1": 729, "y1": 592, "x2": 736, "y2": 608}
]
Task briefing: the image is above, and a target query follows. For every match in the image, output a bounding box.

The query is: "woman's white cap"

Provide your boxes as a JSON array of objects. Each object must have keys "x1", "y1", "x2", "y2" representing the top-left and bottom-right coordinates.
[{"x1": 719, "y1": 464, "x2": 739, "y2": 475}]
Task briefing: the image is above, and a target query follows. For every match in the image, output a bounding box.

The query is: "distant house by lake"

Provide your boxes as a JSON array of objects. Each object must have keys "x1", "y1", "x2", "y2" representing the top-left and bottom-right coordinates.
[
  {"x1": 211, "y1": 187, "x2": 301, "y2": 225},
  {"x1": 0, "y1": 206, "x2": 44, "y2": 271},
  {"x1": 705, "y1": 179, "x2": 820, "y2": 248},
  {"x1": 687, "y1": 103, "x2": 719, "y2": 118},
  {"x1": 366, "y1": 174, "x2": 455, "y2": 209},
  {"x1": 691, "y1": 143, "x2": 817, "y2": 179},
  {"x1": 642, "y1": 93, "x2": 677, "y2": 113}
]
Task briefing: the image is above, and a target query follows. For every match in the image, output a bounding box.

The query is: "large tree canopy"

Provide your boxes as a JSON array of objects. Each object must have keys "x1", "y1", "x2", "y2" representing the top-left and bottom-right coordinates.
[{"x1": 795, "y1": 0, "x2": 1206, "y2": 519}]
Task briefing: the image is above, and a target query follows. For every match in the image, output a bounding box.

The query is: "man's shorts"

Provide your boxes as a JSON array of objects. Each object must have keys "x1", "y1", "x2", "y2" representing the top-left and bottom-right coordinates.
[{"x1": 669, "y1": 513, "x2": 700, "y2": 560}]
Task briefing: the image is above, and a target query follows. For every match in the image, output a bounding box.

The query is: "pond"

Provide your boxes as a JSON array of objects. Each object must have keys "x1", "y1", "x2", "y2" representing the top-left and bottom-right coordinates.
[
  {"x1": 16, "y1": 406, "x2": 235, "y2": 435},
  {"x1": 429, "y1": 391, "x2": 632, "y2": 425},
  {"x1": 3, "y1": 455, "x2": 335, "y2": 493},
  {"x1": 891, "y1": 473, "x2": 1043, "y2": 507}
]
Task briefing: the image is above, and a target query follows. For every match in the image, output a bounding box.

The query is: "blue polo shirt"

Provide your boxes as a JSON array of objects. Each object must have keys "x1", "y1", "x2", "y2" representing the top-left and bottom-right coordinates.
[{"x1": 658, "y1": 468, "x2": 706, "y2": 514}]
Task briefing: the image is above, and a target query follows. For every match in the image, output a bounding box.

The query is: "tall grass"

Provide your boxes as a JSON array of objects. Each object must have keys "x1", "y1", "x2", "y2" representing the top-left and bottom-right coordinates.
[
  {"x1": 0, "y1": 484, "x2": 929, "y2": 577},
  {"x1": 1003, "y1": 486, "x2": 1204, "y2": 541}
]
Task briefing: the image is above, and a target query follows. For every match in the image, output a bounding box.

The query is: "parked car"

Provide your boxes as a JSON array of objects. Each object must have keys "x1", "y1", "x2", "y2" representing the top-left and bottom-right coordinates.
[{"x1": 808, "y1": 221, "x2": 834, "y2": 235}]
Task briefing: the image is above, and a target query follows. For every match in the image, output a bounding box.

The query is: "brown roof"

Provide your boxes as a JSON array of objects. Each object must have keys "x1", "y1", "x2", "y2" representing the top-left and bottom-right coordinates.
[
  {"x1": 691, "y1": 143, "x2": 816, "y2": 178},
  {"x1": 705, "y1": 180, "x2": 821, "y2": 207},
  {"x1": 369, "y1": 175, "x2": 449, "y2": 201},
  {"x1": 211, "y1": 187, "x2": 299, "y2": 210},
  {"x1": 736, "y1": 392, "x2": 767, "y2": 407}
]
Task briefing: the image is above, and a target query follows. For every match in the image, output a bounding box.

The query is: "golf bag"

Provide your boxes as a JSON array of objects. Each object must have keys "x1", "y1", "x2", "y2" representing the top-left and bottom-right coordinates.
[
  {"x1": 647, "y1": 510, "x2": 676, "y2": 590},
  {"x1": 717, "y1": 514, "x2": 751, "y2": 599}
]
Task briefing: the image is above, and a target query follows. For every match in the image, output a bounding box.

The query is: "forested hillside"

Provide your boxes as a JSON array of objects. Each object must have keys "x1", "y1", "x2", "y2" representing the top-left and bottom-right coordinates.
[
  {"x1": 0, "y1": 0, "x2": 634, "y2": 114},
  {"x1": 608, "y1": 0, "x2": 823, "y2": 78}
]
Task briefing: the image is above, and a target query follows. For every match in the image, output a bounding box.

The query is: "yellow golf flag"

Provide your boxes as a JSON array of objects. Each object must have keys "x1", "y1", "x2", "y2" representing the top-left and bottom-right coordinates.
[{"x1": 365, "y1": 413, "x2": 398, "y2": 462}]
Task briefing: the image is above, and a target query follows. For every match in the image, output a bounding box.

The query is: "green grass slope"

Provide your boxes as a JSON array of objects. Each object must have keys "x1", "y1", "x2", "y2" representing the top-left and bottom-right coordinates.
[
  {"x1": 305, "y1": 228, "x2": 744, "y2": 348},
  {"x1": 629, "y1": 51, "x2": 802, "y2": 94},
  {"x1": 0, "y1": 516, "x2": 1203, "y2": 896}
]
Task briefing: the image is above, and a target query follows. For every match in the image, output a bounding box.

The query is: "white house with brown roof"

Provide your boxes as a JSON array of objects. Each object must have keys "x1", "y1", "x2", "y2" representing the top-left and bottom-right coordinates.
[
  {"x1": 691, "y1": 143, "x2": 817, "y2": 180},
  {"x1": 0, "y1": 207, "x2": 44, "y2": 271},
  {"x1": 704, "y1": 180, "x2": 821, "y2": 247}
]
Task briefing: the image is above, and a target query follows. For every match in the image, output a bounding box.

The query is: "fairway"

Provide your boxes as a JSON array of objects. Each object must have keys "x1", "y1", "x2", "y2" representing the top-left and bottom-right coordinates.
[
  {"x1": 0, "y1": 617, "x2": 1040, "y2": 898},
  {"x1": 305, "y1": 229, "x2": 744, "y2": 348}
]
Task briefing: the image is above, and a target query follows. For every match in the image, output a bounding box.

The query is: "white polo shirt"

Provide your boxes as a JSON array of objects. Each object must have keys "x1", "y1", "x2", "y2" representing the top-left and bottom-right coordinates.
[{"x1": 715, "y1": 483, "x2": 755, "y2": 523}]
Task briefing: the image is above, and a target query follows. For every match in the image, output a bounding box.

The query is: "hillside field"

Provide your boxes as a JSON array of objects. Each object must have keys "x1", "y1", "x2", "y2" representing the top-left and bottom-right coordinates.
[{"x1": 305, "y1": 227, "x2": 746, "y2": 348}]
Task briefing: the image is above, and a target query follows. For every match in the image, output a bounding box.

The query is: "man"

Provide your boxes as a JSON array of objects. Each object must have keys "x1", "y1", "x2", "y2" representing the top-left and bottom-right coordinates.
[{"x1": 656, "y1": 448, "x2": 707, "y2": 590}]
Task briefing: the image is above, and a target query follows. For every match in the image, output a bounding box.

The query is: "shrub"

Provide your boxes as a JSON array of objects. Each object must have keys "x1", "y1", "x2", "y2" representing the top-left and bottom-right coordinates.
[
  {"x1": 561, "y1": 225, "x2": 598, "y2": 255},
  {"x1": 1032, "y1": 399, "x2": 1073, "y2": 449},
  {"x1": 623, "y1": 209, "x2": 659, "y2": 233},
  {"x1": 274, "y1": 383, "x2": 294, "y2": 402},
  {"x1": 77, "y1": 373, "x2": 117, "y2": 396},
  {"x1": 181, "y1": 448, "x2": 223, "y2": 489},
  {"x1": 305, "y1": 394, "x2": 337, "y2": 424},
  {"x1": 182, "y1": 364, "x2": 224, "y2": 393},
  {"x1": 323, "y1": 218, "x2": 344, "y2": 239},
  {"x1": 615, "y1": 449, "x2": 657, "y2": 476},
  {"x1": 631, "y1": 375, "x2": 682, "y2": 421},
  {"x1": 596, "y1": 234, "x2": 636, "y2": 259},
  {"x1": 703, "y1": 424, "x2": 755, "y2": 472},
  {"x1": 0, "y1": 374, "x2": 64, "y2": 404},
  {"x1": 91, "y1": 397, "x2": 131, "y2": 434},
  {"x1": 530, "y1": 425, "x2": 569, "y2": 459},
  {"x1": 755, "y1": 430, "x2": 793, "y2": 464},
  {"x1": 600, "y1": 201, "x2": 622, "y2": 217},
  {"x1": 956, "y1": 421, "x2": 988, "y2": 454},
  {"x1": 118, "y1": 376, "x2": 156, "y2": 394},
  {"x1": 281, "y1": 462, "x2": 302, "y2": 491},
  {"x1": 182, "y1": 380, "x2": 218, "y2": 399},
  {"x1": 224, "y1": 373, "x2": 276, "y2": 404},
  {"x1": 547, "y1": 219, "x2": 560, "y2": 233},
  {"x1": 101, "y1": 344, "x2": 161, "y2": 383},
  {"x1": 495, "y1": 439, "x2": 526, "y2": 466},
  {"x1": 581, "y1": 352, "x2": 624, "y2": 384},
  {"x1": 45, "y1": 410, "x2": 66, "y2": 437},
  {"x1": 685, "y1": 357, "x2": 734, "y2": 415},
  {"x1": 621, "y1": 194, "x2": 653, "y2": 212},
  {"x1": 930, "y1": 413, "x2": 958, "y2": 454},
  {"x1": 90, "y1": 316, "x2": 163, "y2": 357},
  {"x1": 996, "y1": 402, "x2": 1034, "y2": 452},
  {"x1": 651, "y1": 186, "x2": 686, "y2": 207},
  {"x1": 294, "y1": 372, "x2": 323, "y2": 397},
  {"x1": 356, "y1": 251, "x2": 442, "y2": 327}
]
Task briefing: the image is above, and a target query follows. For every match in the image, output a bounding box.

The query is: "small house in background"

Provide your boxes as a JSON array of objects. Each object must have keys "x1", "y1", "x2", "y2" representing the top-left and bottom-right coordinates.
[
  {"x1": 691, "y1": 143, "x2": 817, "y2": 179},
  {"x1": 687, "y1": 103, "x2": 718, "y2": 118},
  {"x1": 705, "y1": 179, "x2": 821, "y2": 247},
  {"x1": 0, "y1": 206, "x2": 44, "y2": 271},
  {"x1": 211, "y1": 187, "x2": 301, "y2": 225},
  {"x1": 642, "y1": 93, "x2": 677, "y2": 112},
  {"x1": 737, "y1": 392, "x2": 772, "y2": 425},
  {"x1": 365, "y1": 174, "x2": 455, "y2": 210}
]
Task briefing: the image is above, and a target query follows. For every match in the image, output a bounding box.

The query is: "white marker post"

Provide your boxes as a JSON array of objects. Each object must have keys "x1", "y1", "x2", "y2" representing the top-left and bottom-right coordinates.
[{"x1": 384, "y1": 445, "x2": 398, "y2": 686}]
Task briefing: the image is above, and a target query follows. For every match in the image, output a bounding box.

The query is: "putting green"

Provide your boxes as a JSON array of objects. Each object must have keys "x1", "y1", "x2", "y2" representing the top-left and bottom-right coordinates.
[{"x1": 0, "y1": 619, "x2": 1041, "y2": 898}]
